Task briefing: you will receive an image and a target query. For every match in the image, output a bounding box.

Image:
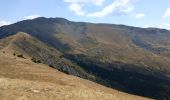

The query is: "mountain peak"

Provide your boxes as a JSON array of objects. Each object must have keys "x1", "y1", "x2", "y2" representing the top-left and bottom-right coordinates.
[{"x1": 30, "y1": 17, "x2": 70, "y2": 24}]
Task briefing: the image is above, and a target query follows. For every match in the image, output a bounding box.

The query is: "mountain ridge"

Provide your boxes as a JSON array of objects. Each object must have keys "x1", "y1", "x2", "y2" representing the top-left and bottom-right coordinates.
[{"x1": 0, "y1": 17, "x2": 170, "y2": 99}]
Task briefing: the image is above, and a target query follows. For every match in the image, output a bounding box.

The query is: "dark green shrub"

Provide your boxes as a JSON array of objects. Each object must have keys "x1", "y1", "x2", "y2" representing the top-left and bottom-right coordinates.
[
  {"x1": 36, "y1": 60, "x2": 41, "y2": 63},
  {"x1": 17, "y1": 54, "x2": 24, "y2": 58},
  {"x1": 49, "y1": 64, "x2": 54, "y2": 68},
  {"x1": 31, "y1": 57, "x2": 41, "y2": 63}
]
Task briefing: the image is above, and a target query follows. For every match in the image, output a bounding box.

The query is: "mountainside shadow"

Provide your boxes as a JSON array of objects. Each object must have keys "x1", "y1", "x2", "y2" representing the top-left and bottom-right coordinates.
[{"x1": 64, "y1": 54, "x2": 170, "y2": 100}]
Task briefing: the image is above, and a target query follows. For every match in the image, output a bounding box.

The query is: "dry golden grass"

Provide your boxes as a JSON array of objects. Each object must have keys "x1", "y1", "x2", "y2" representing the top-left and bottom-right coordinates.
[{"x1": 0, "y1": 51, "x2": 151, "y2": 100}]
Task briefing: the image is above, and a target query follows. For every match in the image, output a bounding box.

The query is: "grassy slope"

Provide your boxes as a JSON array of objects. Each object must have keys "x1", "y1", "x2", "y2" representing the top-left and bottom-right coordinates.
[
  {"x1": 0, "y1": 32, "x2": 93, "y2": 79},
  {"x1": 0, "y1": 50, "x2": 150, "y2": 100},
  {"x1": 0, "y1": 18, "x2": 170, "y2": 99}
]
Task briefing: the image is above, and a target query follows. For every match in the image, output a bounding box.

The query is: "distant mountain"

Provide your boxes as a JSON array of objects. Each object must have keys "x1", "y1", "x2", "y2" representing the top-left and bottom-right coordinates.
[{"x1": 0, "y1": 17, "x2": 170, "y2": 99}]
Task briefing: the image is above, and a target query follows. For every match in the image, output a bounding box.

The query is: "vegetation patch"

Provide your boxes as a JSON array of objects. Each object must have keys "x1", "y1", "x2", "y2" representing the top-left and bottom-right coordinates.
[
  {"x1": 31, "y1": 57, "x2": 41, "y2": 63},
  {"x1": 17, "y1": 54, "x2": 25, "y2": 59}
]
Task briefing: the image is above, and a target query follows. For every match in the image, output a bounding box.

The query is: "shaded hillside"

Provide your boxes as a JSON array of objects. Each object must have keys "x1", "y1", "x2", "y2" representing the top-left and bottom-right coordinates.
[
  {"x1": 0, "y1": 17, "x2": 170, "y2": 99},
  {"x1": 0, "y1": 17, "x2": 86, "y2": 52},
  {"x1": 0, "y1": 32, "x2": 93, "y2": 79},
  {"x1": 0, "y1": 51, "x2": 151, "y2": 100}
]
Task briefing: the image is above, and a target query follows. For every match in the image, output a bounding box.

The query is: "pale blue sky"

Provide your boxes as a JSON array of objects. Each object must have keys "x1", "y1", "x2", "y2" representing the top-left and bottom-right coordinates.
[{"x1": 0, "y1": 0, "x2": 170, "y2": 29}]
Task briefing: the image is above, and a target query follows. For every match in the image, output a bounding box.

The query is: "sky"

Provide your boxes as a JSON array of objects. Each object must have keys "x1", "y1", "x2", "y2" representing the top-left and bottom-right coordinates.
[{"x1": 0, "y1": 0, "x2": 170, "y2": 30}]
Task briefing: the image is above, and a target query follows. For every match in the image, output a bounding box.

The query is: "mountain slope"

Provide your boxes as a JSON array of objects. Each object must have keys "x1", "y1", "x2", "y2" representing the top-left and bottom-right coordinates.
[
  {"x1": 0, "y1": 32, "x2": 94, "y2": 79},
  {"x1": 0, "y1": 17, "x2": 170, "y2": 99},
  {"x1": 0, "y1": 50, "x2": 151, "y2": 100}
]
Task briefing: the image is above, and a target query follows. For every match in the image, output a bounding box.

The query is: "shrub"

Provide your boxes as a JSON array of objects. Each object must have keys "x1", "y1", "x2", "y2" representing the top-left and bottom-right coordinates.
[
  {"x1": 31, "y1": 57, "x2": 41, "y2": 63},
  {"x1": 17, "y1": 54, "x2": 24, "y2": 58},
  {"x1": 59, "y1": 55, "x2": 64, "y2": 58},
  {"x1": 36, "y1": 59, "x2": 41, "y2": 63},
  {"x1": 49, "y1": 64, "x2": 54, "y2": 68}
]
